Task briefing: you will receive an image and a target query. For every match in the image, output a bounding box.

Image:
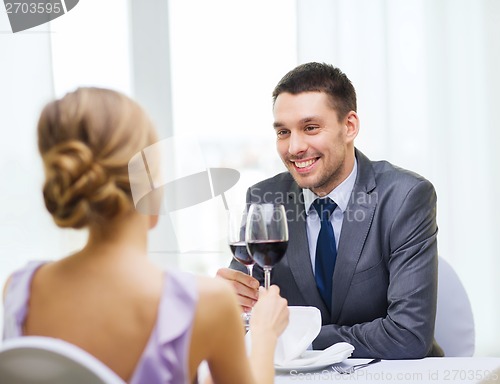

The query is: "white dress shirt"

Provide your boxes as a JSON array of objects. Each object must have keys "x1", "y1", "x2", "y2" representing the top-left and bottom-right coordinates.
[{"x1": 303, "y1": 159, "x2": 358, "y2": 274}]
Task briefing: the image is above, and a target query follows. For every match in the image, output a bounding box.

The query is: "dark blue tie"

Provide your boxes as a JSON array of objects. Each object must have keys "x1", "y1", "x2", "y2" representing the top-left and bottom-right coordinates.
[{"x1": 312, "y1": 198, "x2": 337, "y2": 312}]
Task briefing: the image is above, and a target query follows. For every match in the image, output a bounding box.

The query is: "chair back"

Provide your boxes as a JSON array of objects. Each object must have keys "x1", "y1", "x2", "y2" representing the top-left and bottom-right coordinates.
[
  {"x1": 0, "y1": 336, "x2": 126, "y2": 384},
  {"x1": 435, "y1": 257, "x2": 475, "y2": 356}
]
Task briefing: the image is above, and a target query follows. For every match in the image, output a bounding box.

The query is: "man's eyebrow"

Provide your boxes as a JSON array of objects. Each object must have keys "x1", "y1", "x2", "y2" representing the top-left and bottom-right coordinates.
[
  {"x1": 300, "y1": 116, "x2": 320, "y2": 124},
  {"x1": 273, "y1": 116, "x2": 320, "y2": 129}
]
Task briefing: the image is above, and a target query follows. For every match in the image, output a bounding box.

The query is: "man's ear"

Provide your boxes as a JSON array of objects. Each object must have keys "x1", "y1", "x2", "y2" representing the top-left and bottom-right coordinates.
[{"x1": 345, "y1": 111, "x2": 360, "y2": 143}]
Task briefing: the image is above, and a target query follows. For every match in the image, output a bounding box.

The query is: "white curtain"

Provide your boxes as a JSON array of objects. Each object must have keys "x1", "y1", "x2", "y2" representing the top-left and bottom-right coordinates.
[
  {"x1": 297, "y1": 0, "x2": 500, "y2": 356},
  {"x1": 0, "y1": 9, "x2": 56, "y2": 337}
]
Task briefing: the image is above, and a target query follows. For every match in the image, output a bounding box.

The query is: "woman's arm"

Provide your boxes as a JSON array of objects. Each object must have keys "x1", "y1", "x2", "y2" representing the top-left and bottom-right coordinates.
[{"x1": 189, "y1": 277, "x2": 288, "y2": 384}]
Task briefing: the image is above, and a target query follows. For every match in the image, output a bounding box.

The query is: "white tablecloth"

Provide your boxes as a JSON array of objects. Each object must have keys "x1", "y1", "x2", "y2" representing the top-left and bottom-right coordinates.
[{"x1": 275, "y1": 357, "x2": 500, "y2": 384}]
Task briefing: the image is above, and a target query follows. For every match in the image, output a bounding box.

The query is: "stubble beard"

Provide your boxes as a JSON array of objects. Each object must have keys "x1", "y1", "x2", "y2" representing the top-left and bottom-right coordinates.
[{"x1": 287, "y1": 157, "x2": 346, "y2": 196}]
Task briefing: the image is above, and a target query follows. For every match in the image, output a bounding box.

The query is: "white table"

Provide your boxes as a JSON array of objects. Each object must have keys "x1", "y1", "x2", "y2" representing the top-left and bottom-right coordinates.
[{"x1": 275, "y1": 357, "x2": 500, "y2": 384}]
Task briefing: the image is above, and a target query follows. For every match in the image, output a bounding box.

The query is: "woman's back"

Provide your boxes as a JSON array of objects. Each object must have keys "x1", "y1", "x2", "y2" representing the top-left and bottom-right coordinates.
[
  {"x1": 26, "y1": 253, "x2": 162, "y2": 380},
  {"x1": 4, "y1": 245, "x2": 200, "y2": 383}
]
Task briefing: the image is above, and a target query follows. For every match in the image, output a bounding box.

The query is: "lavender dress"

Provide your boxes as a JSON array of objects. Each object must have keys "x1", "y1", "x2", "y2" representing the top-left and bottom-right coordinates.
[{"x1": 3, "y1": 260, "x2": 198, "y2": 384}]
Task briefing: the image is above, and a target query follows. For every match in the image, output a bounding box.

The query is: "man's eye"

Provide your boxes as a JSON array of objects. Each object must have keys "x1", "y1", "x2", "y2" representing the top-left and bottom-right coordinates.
[
  {"x1": 305, "y1": 126, "x2": 318, "y2": 132},
  {"x1": 277, "y1": 130, "x2": 289, "y2": 137}
]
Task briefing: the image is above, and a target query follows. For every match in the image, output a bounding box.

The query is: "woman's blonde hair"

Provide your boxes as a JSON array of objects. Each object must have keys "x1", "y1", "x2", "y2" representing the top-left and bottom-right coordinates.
[{"x1": 38, "y1": 87, "x2": 158, "y2": 229}]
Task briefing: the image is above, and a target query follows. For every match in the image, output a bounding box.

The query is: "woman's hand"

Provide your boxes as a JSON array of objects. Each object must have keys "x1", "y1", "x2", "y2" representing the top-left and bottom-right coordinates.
[{"x1": 250, "y1": 285, "x2": 289, "y2": 341}]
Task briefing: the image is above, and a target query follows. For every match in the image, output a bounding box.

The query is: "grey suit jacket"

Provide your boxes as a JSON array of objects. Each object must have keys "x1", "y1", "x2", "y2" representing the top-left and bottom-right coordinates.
[{"x1": 230, "y1": 149, "x2": 443, "y2": 358}]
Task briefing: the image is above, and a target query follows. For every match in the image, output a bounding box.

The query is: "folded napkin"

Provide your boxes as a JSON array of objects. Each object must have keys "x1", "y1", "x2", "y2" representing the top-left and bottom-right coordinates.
[
  {"x1": 246, "y1": 306, "x2": 327, "y2": 365},
  {"x1": 246, "y1": 306, "x2": 355, "y2": 367},
  {"x1": 274, "y1": 306, "x2": 322, "y2": 365}
]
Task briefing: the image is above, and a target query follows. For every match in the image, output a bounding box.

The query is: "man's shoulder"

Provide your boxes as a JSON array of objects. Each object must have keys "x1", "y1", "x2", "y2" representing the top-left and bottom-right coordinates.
[
  {"x1": 369, "y1": 158, "x2": 434, "y2": 191},
  {"x1": 362, "y1": 157, "x2": 437, "y2": 210},
  {"x1": 356, "y1": 148, "x2": 433, "y2": 190}
]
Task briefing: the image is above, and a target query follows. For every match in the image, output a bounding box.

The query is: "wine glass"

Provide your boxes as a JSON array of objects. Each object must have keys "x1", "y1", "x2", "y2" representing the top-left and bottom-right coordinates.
[
  {"x1": 245, "y1": 203, "x2": 289, "y2": 289},
  {"x1": 227, "y1": 207, "x2": 255, "y2": 330}
]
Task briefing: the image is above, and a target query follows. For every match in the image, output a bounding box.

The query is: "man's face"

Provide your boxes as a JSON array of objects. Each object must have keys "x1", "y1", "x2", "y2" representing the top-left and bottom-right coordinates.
[{"x1": 273, "y1": 91, "x2": 358, "y2": 196}]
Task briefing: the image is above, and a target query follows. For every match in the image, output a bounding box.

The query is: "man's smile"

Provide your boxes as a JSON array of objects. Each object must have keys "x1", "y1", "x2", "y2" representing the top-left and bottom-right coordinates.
[{"x1": 290, "y1": 157, "x2": 319, "y2": 173}]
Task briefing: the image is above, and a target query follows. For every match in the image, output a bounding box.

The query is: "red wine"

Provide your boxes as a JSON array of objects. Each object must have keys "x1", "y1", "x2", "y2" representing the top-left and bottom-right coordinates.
[
  {"x1": 247, "y1": 240, "x2": 288, "y2": 267},
  {"x1": 230, "y1": 242, "x2": 254, "y2": 266}
]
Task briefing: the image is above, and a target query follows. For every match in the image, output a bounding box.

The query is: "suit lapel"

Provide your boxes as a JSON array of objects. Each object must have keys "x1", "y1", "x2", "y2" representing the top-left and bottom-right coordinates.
[
  {"x1": 331, "y1": 149, "x2": 377, "y2": 323},
  {"x1": 285, "y1": 183, "x2": 330, "y2": 316}
]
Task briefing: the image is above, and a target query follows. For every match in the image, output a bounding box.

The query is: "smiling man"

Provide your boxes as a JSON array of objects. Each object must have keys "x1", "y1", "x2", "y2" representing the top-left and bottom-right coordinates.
[
  {"x1": 273, "y1": 90, "x2": 357, "y2": 197},
  {"x1": 217, "y1": 62, "x2": 443, "y2": 359}
]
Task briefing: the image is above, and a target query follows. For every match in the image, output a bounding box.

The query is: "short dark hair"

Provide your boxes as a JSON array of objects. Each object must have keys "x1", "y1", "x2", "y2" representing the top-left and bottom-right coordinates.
[{"x1": 272, "y1": 62, "x2": 357, "y2": 121}]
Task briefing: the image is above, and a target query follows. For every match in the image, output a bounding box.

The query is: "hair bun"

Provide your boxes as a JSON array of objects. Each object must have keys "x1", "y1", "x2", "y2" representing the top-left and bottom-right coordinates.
[
  {"x1": 43, "y1": 140, "x2": 129, "y2": 228},
  {"x1": 38, "y1": 87, "x2": 158, "y2": 228}
]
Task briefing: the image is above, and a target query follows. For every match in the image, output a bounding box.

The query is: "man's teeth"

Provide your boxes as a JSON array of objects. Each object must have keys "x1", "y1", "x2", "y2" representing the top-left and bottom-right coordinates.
[{"x1": 294, "y1": 159, "x2": 315, "y2": 168}]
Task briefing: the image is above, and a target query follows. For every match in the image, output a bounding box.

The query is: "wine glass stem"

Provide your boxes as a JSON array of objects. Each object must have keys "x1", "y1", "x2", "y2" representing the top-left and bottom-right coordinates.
[
  {"x1": 264, "y1": 266, "x2": 271, "y2": 289},
  {"x1": 246, "y1": 264, "x2": 254, "y2": 277}
]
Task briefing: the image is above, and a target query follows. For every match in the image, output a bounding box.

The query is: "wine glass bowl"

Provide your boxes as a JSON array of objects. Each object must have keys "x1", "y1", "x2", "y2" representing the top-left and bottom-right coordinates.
[
  {"x1": 229, "y1": 243, "x2": 254, "y2": 267},
  {"x1": 227, "y1": 207, "x2": 254, "y2": 331},
  {"x1": 245, "y1": 203, "x2": 289, "y2": 289},
  {"x1": 246, "y1": 241, "x2": 288, "y2": 268},
  {"x1": 228, "y1": 208, "x2": 254, "y2": 269}
]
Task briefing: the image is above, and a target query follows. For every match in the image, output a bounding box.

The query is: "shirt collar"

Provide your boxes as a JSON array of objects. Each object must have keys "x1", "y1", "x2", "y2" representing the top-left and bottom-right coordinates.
[{"x1": 303, "y1": 158, "x2": 358, "y2": 215}]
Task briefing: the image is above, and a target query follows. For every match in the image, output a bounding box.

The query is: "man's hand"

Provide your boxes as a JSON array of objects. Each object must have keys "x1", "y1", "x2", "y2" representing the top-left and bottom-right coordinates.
[{"x1": 216, "y1": 268, "x2": 260, "y2": 311}]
